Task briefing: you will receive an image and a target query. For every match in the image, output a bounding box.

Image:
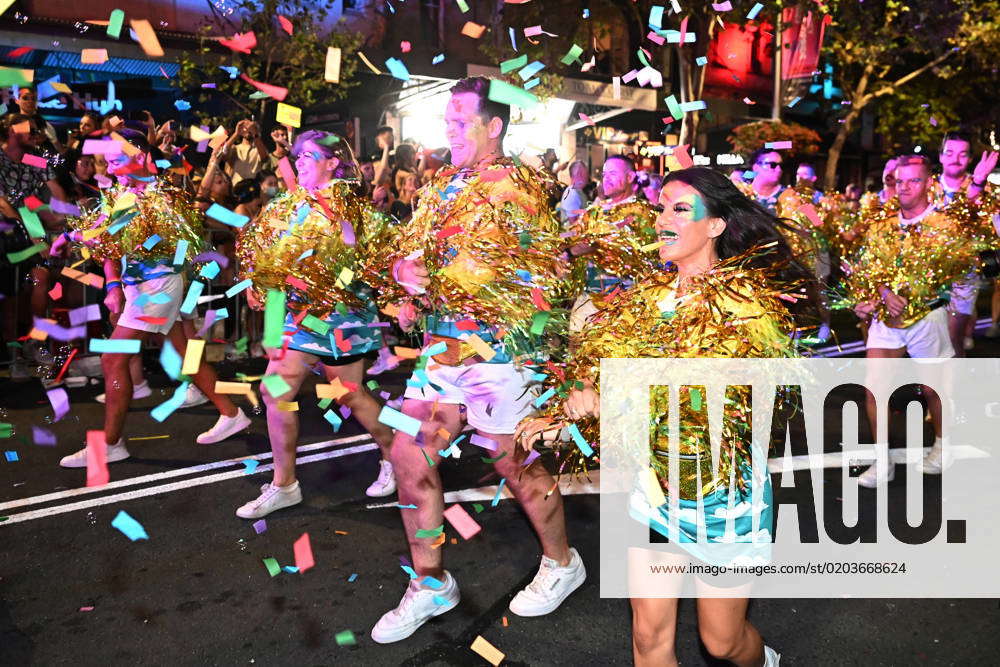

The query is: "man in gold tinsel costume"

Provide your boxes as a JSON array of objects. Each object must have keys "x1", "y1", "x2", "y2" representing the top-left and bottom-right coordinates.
[{"x1": 368, "y1": 77, "x2": 585, "y2": 645}]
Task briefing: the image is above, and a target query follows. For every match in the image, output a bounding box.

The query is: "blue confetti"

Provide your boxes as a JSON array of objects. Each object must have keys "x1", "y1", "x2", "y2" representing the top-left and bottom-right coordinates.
[
  {"x1": 432, "y1": 53, "x2": 445, "y2": 65},
  {"x1": 174, "y1": 99, "x2": 191, "y2": 111},
  {"x1": 111, "y1": 510, "x2": 149, "y2": 541},
  {"x1": 4, "y1": 451, "x2": 18, "y2": 462}
]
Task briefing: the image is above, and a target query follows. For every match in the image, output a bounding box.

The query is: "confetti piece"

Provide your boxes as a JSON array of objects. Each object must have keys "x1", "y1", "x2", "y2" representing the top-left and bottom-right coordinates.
[
  {"x1": 206, "y1": 202, "x2": 249, "y2": 228},
  {"x1": 712, "y1": 1, "x2": 732, "y2": 11},
  {"x1": 385, "y1": 57, "x2": 410, "y2": 81},
  {"x1": 151, "y1": 383, "x2": 189, "y2": 422},
  {"x1": 5, "y1": 451, "x2": 18, "y2": 462},
  {"x1": 80, "y1": 48, "x2": 109, "y2": 64},
  {"x1": 89, "y1": 338, "x2": 140, "y2": 354},
  {"x1": 664, "y1": 94, "x2": 683, "y2": 119},
  {"x1": 324, "y1": 46, "x2": 342, "y2": 83},
  {"x1": 239, "y1": 73, "x2": 287, "y2": 101},
  {"x1": 335, "y1": 630, "x2": 357, "y2": 646},
  {"x1": 47, "y1": 387, "x2": 70, "y2": 422},
  {"x1": 293, "y1": 532, "x2": 315, "y2": 572},
  {"x1": 111, "y1": 510, "x2": 148, "y2": 541},
  {"x1": 378, "y1": 405, "x2": 421, "y2": 436},
  {"x1": 443, "y1": 504, "x2": 482, "y2": 540},
  {"x1": 649, "y1": 5, "x2": 664, "y2": 29},
  {"x1": 181, "y1": 339, "x2": 205, "y2": 376},
  {"x1": 491, "y1": 479, "x2": 507, "y2": 507},
  {"x1": 130, "y1": 19, "x2": 164, "y2": 57},
  {"x1": 522, "y1": 449, "x2": 541, "y2": 467},
  {"x1": 262, "y1": 289, "x2": 286, "y2": 349},
  {"x1": 107, "y1": 8, "x2": 124, "y2": 38},
  {"x1": 500, "y1": 53, "x2": 528, "y2": 74},
  {"x1": 32, "y1": 426, "x2": 56, "y2": 446},
  {"x1": 180, "y1": 281, "x2": 204, "y2": 316},
  {"x1": 456, "y1": 0, "x2": 469, "y2": 11},
  {"x1": 242, "y1": 459, "x2": 260, "y2": 474},
  {"x1": 79, "y1": 606, "x2": 94, "y2": 612},
  {"x1": 679, "y1": 100, "x2": 706, "y2": 112},
  {"x1": 560, "y1": 44, "x2": 584, "y2": 66},
  {"x1": 747, "y1": 3, "x2": 764, "y2": 20},
  {"x1": 348, "y1": 573, "x2": 358, "y2": 582},
  {"x1": 470, "y1": 433, "x2": 499, "y2": 452},
  {"x1": 432, "y1": 53, "x2": 445, "y2": 64},
  {"x1": 263, "y1": 557, "x2": 281, "y2": 577},
  {"x1": 0, "y1": 66, "x2": 33, "y2": 87},
  {"x1": 534, "y1": 387, "x2": 556, "y2": 408},
  {"x1": 68, "y1": 303, "x2": 101, "y2": 327},
  {"x1": 567, "y1": 423, "x2": 594, "y2": 457},
  {"x1": 461, "y1": 21, "x2": 486, "y2": 39},
  {"x1": 219, "y1": 31, "x2": 257, "y2": 54},
  {"x1": 277, "y1": 15, "x2": 293, "y2": 34},
  {"x1": 464, "y1": 334, "x2": 497, "y2": 361},
  {"x1": 415, "y1": 524, "x2": 444, "y2": 539},
  {"x1": 471, "y1": 635, "x2": 505, "y2": 666},
  {"x1": 172, "y1": 239, "x2": 189, "y2": 267},
  {"x1": 357, "y1": 51, "x2": 382, "y2": 74},
  {"x1": 765, "y1": 140, "x2": 793, "y2": 150},
  {"x1": 262, "y1": 374, "x2": 292, "y2": 398},
  {"x1": 672, "y1": 144, "x2": 693, "y2": 169}
]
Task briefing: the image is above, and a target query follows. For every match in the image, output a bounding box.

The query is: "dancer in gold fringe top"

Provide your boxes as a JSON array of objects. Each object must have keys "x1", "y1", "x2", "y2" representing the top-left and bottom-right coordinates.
[
  {"x1": 517, "y1": 167, "x2": 811, "y2": 667},
  {"x1": 368, "y1": 77, "x2": 585, "y2": 645},
  {"x1": 233, "y1": 130, "x2": 395, "y2": 519},
  {"x1": 49, "y1": 128, "x2": 249, "y2": 468},
  {"x1": 564, "y1": 154, "x2": 660, "y2": 331}
]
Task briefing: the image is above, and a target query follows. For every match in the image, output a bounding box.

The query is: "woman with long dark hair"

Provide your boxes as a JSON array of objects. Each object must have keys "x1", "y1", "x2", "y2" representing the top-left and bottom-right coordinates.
[
  {"x1": 518, "y1": 167, "x2": 813, "y2": 666},
  {"x1": 234, "y1": 130, "x2": 396, "y2": 519}
]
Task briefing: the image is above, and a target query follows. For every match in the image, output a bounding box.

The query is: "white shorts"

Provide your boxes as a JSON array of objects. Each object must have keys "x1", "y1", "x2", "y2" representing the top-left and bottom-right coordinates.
[
  {"x1": 948, "y1": 278, "x2": 979, "y2": 316},
  {"x1": 402, "y1": 362, "x2": 538, "y2": 434},
  {"x1": 117, "y1": 273, "x2": 184, "y2": 335},
  {"x1": 866, "y1": 307, "x2": 954, "y2": 358}
]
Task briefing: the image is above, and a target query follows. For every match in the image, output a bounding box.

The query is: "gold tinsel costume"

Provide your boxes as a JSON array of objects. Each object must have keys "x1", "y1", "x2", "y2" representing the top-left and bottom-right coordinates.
[
  {"x1": 844, "y1": 195, "x2": 1000, "y2": 328},
  {"x1": 68, "y1": 181, "x2": 203, "y2": 265},
  {"x1": 236, "y1": 180, "x2": 393, "y2": 318},
  {"x1": 568, "y1": 196, "x2": 660, "y2": 294},
  {"x1": 529, "y1": 246, "x2": 802, "y2": 500},
  {"x1": 367, "y1": 157, "x2": 565, "y2": 353}
]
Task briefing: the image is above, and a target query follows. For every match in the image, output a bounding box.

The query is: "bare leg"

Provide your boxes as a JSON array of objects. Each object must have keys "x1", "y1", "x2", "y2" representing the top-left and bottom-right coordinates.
[
  {"x1": 128, "y1": 355, "x2": 144, "y2": 386},
  {"x1": 390, "y1": 399, "x2": 463, "y2": 579},
  {"x1": 864, "y1": 347, "x2": 906, "y2": 441},
  {"x1": 102, "y1": 325, "x2": 149, "y2": 445},
  {"x1": 631, "y1": 598, "x2": 680, "y2": 666},
  {"x1": 322, "y1": 359, "x2": 394, "y2": 456},
  {"x1": 29, "y1": 266, "x2": 49, "y2": 319},
  {"x1": 165, "y1": 323, "x2": 237, "y2": 417},
  {"x1": 488, "y1": 431, "x2": 571, "y2": 565},
  {"x1": 261, "y1": 349, "x2": 316, "y2": 487},
  {"x1": 947, "y1": 312, "x2": 969, "y2": 358},
  {"x1": 696, "y1": 597, "x2": 764, "y2": 667}
]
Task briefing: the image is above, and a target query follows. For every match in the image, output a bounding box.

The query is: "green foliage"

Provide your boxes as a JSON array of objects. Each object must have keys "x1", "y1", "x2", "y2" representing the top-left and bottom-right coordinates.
[
  {"x1": 728, "y1": 121, "x2": 822, "y2": 157},
  {"x1": 174, "y1": 0, "x2": 364, "y2": 127}
]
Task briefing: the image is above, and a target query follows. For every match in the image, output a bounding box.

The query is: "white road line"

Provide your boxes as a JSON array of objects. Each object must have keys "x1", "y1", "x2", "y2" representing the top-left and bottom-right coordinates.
[
  {"x1": 0, "y1": 443, "x2": 379, "y2": 526},
  {"x1": 0, "y1": 433, "x2": 374, "y2": 513},
  {"x1": 366, "y1": 471, "x2": 602, "y2": 509}
]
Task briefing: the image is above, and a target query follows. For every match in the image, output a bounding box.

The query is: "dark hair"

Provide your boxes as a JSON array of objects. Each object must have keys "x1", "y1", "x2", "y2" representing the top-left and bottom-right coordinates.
[
  {"x1": 291, "y1": 130, "x2": 361, "y2": 181},
  {"x1": 662, "y1": 167, "x2": 817, "y2": 318},
  {"x1": 940, "y1": 131, "x2": 973, "y2": 152},
  {"x1": 114, "y1": 127, "x2": 152, "y2": 154},
  {"x1": 80, "y1": 111, "x2": 103, "y2": 127},
  {"x1": 395, "y1": 143, "x2": 417, "y2": 171},
  {"x1": 257, "y1": 169, "x2": 277, "y2": 182},
  {"x1": 796, "y1": 163, "x2": 816, "y2": 177},
  {"x1": 450, "y1": 77, "x2": 510, "y2": 138},
  {"x1": 375, "y1": 126, "x2": 393, "y2": 136},
  {"x1": 233, "y1": 178, "x2": 261, "y2": 205},
  {"x1": 0, "y1": 113, "x2": 32, "y2": 140},
  {"x1": 54, "y1": 149, "x2": 98, "y2": 200},
  {"x1": 605, "y1": 154, "x2": 635, "y2": 172},
  {"x1": 750, "y1": 148, "x2": 782, "y2": 166}
]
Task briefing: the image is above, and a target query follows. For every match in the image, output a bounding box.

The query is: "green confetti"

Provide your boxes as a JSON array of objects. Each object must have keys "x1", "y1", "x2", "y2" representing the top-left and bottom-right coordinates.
[
  {"x1": 301, "y1": 314, "x2": 330, "y2": 335},
  {"x1": 665, "y1": 94, "x2": 683, "y2": 120},
  {"x1": 519, "y1": 231, "x2": 532, "y2": 248},
  {"x1": 530, "y1": 311, "x2": 551, "y2": 336},
  {"x1": 637, "y1": 49, "x2": 651, "y2": 68},
  {"x1": 234, "y1": 336, "x2": 248, "y2": 354},
  {"x1": 107, "y1": 8, "x2": 125, "y2": 39},
  {"x1": 262, "y1": 374, "x2": 292, "y2": 398},
  {"x1": 0, "y1": 66, "x2": 33, "y2": 87},
  {"x1": 455, "y1": 0, "x2": 469, "y2": 12},
  {"x1": 263, "y1": 557, "x2": 281, "y2": 577},
  {"x1": 472, "y1": 503, "x2": 484, "y2": 514},
  {"x1": 481, "y1": 451, "x2": 508, "y2": 464},
  {"x1": 366, "y1": 380, "x2": 379, "y2": 391},
  {"x1": 422, "y1": 448, "x2": 436, "y2": 467},
  {"x1": 317, "y1": 397, "x2": 333, "y2": 409},
  {"x1": 415, "y1": 524, "x2": 444, "y2": 539},
  {"x1": 6, "y1": 243, "x2": 47, "y2": 265},
  {"x1": 0, "y1": 423, "x2": 13, "y2": 438},
  {"x1": 487, "y1": 79, "x2": 539, "y2": 110},
  {"x1": 690, "y1": 388, "x2": 702, "y2": 411},
  {"x1": 500, "y1": 54, "x2": 528, "y2": 74},
  {"x1": 18, "y1": 206, "x2": 45, "y2": 239},
  {"x1": 335, "y1": 629, "x2": 357, "y2": 646},
  {"x1": 560, "y1": 44, "x2": 584, "y2": 65},
  {"x1": 262, "y1": 289, "x2": 286, "y2": 349}
]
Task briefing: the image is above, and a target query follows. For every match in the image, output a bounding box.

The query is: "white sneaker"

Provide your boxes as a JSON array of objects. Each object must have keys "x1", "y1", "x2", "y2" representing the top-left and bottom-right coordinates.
[
  {"x1": 857, "y1": 460, "x2": 895, "y2": 488},
  {"x1": 197, "y1": 408, "x2": 252, "y2": 444},
  {"x1": 764, "y1": 645, "x2": 781, "y2": 666},
  {"x1": 235, "y1": 481, "x2": 302, "y2": 519},
  {"x1": 963, "y1": 336, "x2": 974, "y2": 351},
  {"x1": 96, "y1": 380, "x2": 151, "y2": 404},
  {"x1": 509, "y1": 547, "x2": 586, "y2": 617},
  {"x1": 371, "y1": 572, "x2": 460, "y2": 644},
  {"x1": 367, "y1": 347, "x2": 399, "y2": 376},
  {"x1": 920, "y1": 440, "x2": 950, "y2": 474},
  {"x1": 60, "y1": 437, "x2": 130, "y2": 468},
  {"x1": 365, "y1": 459, "x2": 397, "y2": 497},
  {"x1": 180, "y1": 384, "x2": 209, "y2": 408}
]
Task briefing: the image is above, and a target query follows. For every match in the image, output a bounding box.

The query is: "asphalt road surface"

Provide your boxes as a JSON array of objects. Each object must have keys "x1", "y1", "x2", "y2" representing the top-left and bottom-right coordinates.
[{"x1": 2, "y1": 318, "x2": 1000, "y2": 665}]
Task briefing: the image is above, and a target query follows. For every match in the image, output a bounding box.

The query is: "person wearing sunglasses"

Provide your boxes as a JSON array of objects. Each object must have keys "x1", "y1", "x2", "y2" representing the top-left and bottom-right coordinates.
[{"x1": 747, "y1": 148, "x2": 785, "y2": 215}]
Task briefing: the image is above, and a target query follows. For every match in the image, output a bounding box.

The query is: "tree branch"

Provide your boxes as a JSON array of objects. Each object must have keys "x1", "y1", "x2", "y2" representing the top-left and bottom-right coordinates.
[{"x1": 867, "y1": 49, "x2": 956, "y2": 101}]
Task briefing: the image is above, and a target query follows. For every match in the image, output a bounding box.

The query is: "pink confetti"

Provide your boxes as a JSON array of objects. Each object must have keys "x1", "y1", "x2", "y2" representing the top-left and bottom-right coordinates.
[
  {"x1": 239, "y1": 73, "x2": 287, "y2": 101},
  {"x1": 579, "y1": 112, "x2": 596, "y2": 127},
  {"x1": 277, "y1": 16, "x2": 293, "y2": 35},
  {"x1": 293, "y1": 532, "x2": 315, "y2": 573},
  {"x1": 400, "y1": 40, "x2": 411, "y2": 53},
  {"x1": 21, "y1": 153, "x2": 48, "y2": 169},
  {"x1": 443, "y1": 504, "x2": 482, "y2": 540},
  {"x1": 712, "y1": 1, "x2": 733, "y2": 10},
  {"x1": 86, "y1": 430, "x2": 109, "y2": 488}
]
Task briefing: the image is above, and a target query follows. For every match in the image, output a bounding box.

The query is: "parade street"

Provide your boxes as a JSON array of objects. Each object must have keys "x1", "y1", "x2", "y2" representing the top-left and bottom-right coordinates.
[{"x1": 3, "y1": 322, "x2": 999, "y2": 665}]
